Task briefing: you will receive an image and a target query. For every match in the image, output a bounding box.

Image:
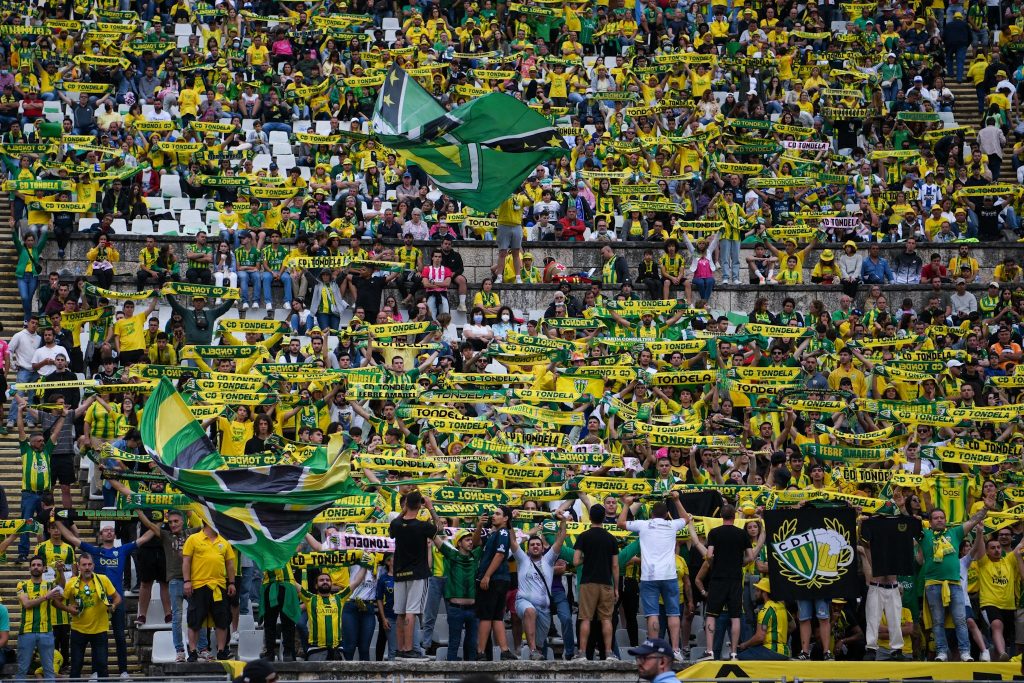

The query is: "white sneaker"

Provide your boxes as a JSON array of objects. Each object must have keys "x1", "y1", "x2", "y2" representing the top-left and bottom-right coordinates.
[
  {"x1": 980, "y1": 650, "x2": 992, "y2": 662},
  {"x1": 515, "y1": 277, "x2": 523, "y2": 284},
  {"x1": 961, "y1": 652, "x2": 974, "y2": 662},
  {"x1": 266, "y1": 302, "x2": 272, "y2": 311},
  {"x1": 935, "y1": 652, "x2": 948, "y2": 662},
  {"x1": 605, "y1": 652, "x2": 620, "y2": 661},
  {"x1": 674, "y1": 649, "x2": 686, "y2": 663},
  {"x1": 241, "y1": 302, "x2": 249, "y2": 310},
  {"x1": 230, "y1": 631, "x2": 239, "y2": 645},
  {"x1": 120, "y1": 672, "x2": 131, "y2": 680},
  {"x1": 457, "y1": 303, "x2": 467, "y2": 313}
]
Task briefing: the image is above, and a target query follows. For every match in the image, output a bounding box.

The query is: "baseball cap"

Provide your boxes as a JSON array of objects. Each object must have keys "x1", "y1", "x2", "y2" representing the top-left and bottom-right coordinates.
[
  {"x1": 946, "y1": 359, "x2": 964, "y2": 368},
  {"x1": 627, "y1": 638, "x2": 673, "y2": 658},
  {"x1": 955, "y1": 277, "x2": 966, "y2": 284}
]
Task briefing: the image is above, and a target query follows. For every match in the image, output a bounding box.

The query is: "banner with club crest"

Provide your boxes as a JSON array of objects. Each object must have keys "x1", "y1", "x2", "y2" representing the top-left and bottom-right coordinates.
[{"x1": 764, "y1": 507, "x2": 859, "y2": 601}]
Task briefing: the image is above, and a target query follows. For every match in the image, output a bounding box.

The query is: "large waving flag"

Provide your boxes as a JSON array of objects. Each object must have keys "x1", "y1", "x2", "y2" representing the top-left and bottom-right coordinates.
[
  {"x1": 141, "y1": 378, "x2": 360, "y2": 569},
  {"x1": 373, "y1": 66, "x2": 568, "y2": 212}
]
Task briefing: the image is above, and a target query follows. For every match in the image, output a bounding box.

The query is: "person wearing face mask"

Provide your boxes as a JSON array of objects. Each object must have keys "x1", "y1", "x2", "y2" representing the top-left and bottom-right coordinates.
[
  {"x1": 490, "y1": 306, "x2": 517, "y2": 340},
  {"x1": 462, "y1": 307, "x2": 494, "y2": 349}
]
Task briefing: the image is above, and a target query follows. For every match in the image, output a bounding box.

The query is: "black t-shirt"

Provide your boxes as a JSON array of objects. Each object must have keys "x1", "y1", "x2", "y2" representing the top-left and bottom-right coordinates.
[
  {"x1": 706, "y1": 524, "x2": 750, "y2": 581},
  {"x1": 388, "y1": 516, "x2": 437, "y2": 582},
  {"x1": 860, "y1": 515, "x2": 923, "y2": 576},
  {"x1": 574, "y1": 526, "x2": 618, "y2": 585},
  {"x1": 352, "y1": 273, "x2": 387, "y2": 315}
]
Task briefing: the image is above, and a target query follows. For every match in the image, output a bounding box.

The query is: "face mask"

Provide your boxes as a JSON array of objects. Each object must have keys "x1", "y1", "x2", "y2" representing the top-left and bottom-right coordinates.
[
  {"x1": 473, "y1": 314, "x2": 484, "y2": 324},
  {"x1": 501, "y1": 314, "x2": 510, "y2": 322}
]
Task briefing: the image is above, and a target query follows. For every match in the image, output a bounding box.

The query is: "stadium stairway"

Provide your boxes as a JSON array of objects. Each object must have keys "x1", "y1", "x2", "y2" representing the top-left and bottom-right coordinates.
[
  {"x1": 0, "y1": 197, "x2": 146, "y2": 675},
  {"x1": 949, "y1": 80, "x2": 1017, "y2": 180}
]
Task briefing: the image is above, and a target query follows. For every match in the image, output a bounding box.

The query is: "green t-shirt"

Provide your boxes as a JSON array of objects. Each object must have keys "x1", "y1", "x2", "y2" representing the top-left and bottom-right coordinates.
[
  {"x1": 919, "y1": 524, "x2": 965, "y2": 582},
  {"x1": 438, "y1": 543, "x2": 482, "y2": 600},
  {"x1": 21, "y1": 441, "x2": 53, "y2": 492}
]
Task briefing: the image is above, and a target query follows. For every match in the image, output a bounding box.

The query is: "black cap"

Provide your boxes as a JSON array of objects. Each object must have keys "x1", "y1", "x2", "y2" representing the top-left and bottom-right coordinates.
[{"x1": 628, "y1": 638, "x2": 673, "y2": 658}]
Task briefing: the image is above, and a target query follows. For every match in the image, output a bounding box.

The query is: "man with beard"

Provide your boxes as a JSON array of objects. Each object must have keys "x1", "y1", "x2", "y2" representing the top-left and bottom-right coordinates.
[
  {"x1": 300, "y1": 570, "x2": 348, "y2": 661},
  {"x1": 17, "y1": 554, "x2": 62, "y2": 680},
  {"x1": 627, "y1": 637, "x2": 676, "y2": 683}
]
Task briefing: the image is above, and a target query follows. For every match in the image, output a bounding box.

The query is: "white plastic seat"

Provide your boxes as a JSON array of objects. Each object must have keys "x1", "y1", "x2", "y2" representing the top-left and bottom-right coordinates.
[
  {"x1": 267, "y1": 130, "x2": 290, "y2": 145},
  {"x1": 293, "y1": 120, "x2": 312, "y2": 134},
  {"x1": 271, "y1": 142, "x2": 294, "y2": 156},
  {"x1": 110, "y1": 219, "x2": 129, "y2": 234},
  {"x1": 275, "y1": 154, "x2": 296, "y2": 170},
  {"x1": 138, "y1": 598, "x2": 171, "y2": 631},
  {"x1": 168, "y1": 197, "x2": 191, "y2": 212},
  {"x1": 194, "y1": 198, "x2": 209, "y2": 211},
  {"x1": 181, "y1": 223, "x2": 205, "y2": 236},
  {"x1": 938, "y1": 111, "x2": 956, "y2": 126},
  {"x1": 158, "y1": 219, "x2": 181, "y2": 235},
  {"x1": 314, "y1": 120, "x2": 332, "y2": 134},
  {"x1": 241, "y1": 118, "x2": 255, "y2": 132},
  {"x1": 382, "y1": 17, "x2": 400, "y2": 30},
  {"x1": 384, "y1": 28, "x2": 397, "y2": 42},
  {"x1": 173, "y1": 23, "x2": 192, "y2": 35},
  {"x1": 238, "y1": 613, "x2": 257, "y2": 631},
  {"x1": 206, "y1": 210, "x2": 220, "y2": 228},
  {"x1": 160, "y1": 175, "x2": 182, "y2": 198},
  {"x1": 132, "y1": 218, "x2": 155, "y2": 234},
  {"x1": 604, "y1": 56, "x2": 618, "y2": 68},
  {"x1": 144, "y1": 196, "x2": 165, "y2": 211},
  {"x1": 237, "y1": 629, "x2": 264, "y2": 662},
  {"x1": 179, "y1": 209, "x2": 203, "y2": 227},
  {"x1": 176, "y1": 35, "x2": 190, "y2": 48},
  {"x1": 831, "y1": 20, "x2": 848, "y2": 33},
  {"x1": 78, "y1": 218, "x2": 98, "y2": 233},
  {"x1": 253, "y1": 154, "x2": 272, "y2": 170},
  {"x1": 151, "y1": 631, "x2": 178, "y2": 664}
]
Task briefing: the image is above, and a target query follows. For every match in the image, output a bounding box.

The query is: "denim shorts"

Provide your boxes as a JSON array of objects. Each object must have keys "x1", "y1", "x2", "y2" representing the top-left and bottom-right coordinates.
[
  {"x1": 797, "y1": 598, "x2": 829, "y2": 621},
  {"x1": 640, "y1": 579, "x2": 681, "y2": 618}
]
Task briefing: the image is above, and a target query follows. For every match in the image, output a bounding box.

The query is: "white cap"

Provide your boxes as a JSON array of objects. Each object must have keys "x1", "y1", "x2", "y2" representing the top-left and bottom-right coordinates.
[{"x1": 946, "y1": 359, "x2": 964, "y2": 368}]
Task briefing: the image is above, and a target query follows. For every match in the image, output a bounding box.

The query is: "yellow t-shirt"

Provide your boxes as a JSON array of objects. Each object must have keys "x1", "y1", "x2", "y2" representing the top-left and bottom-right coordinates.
[
  {"x1": 182, "y1": 531, "x2": 232, "y2": 594},
  {"x1": 114, "y1": 311, "x2": 149, "y2": 353},
  {"x1": 978, "y1": 553, "x2": 1018, "y2": 609},
  {"x1": 217, "y1": 417, "x2": 254, "y2": 457},
  {"x1": 63, "y1": 573, "x2": 116, "y2": 634}
]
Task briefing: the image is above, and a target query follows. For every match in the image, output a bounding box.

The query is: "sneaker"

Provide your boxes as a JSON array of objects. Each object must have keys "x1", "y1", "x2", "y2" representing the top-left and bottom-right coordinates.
[
  {"x1": 571, "y1": 651, "x2": 586, "y2": 660},
  {"x1": 241, "y1": 302, "x2": 249, "y2": 310},
  {"x1": 515, "y1": 277, "x2": 523, "y2": 284},
  {"x1": 457, "y1": 303, "x2": 467, "y2": 313},
  {"x1": 695, "y1": 650, "x2": 714, "y2": 661},
  {"x1": 175, "y1": 652, "x2": 186, "y2": 663},
  {"x1": 500, "y1": 649, "x2": 518, "y2": 661},
  {"x1": 674, "y1": 649, "x2": 686, "y2": 664},
  {"x1": 888, "y1": 651, "x2": 906, "y2": 662},
  {"x1": 682, "y1": 648, "x2": 691, "y2": 661},
  {"x1": 198, "y1": 649, "x2": 212, "y2": 662},
  {"x1": 0, "y1": 425, "x2": 10, "y2": 435},
  {"x1": 120, "y1": 672, "x2": 131, "y2": 679},
  {"x1": 230, "y1": 631, "x2": 239, "y2": 646},
  {"x1": 980, "y1": 650, "x2": 993, "y2": 662},
  {"x1": 729, "y1": 652, "x2": 738, "y2": 660},
  {"x1": 797, "y1": 651, "x2": 810, "y2": 661},
  {"x1": 863, "y1": 649, "x2": 877, "y2": 661},
  {"x1": 58, "y1": 249, "x2": 65, "y2": 259},
  {"x1": 266, "y1": 302, "x2": 272, "y2": 311},
  {"x1": 960, "y1": 652, "x2": 974, "y2": 662},
  {"x1": 217, "y1": 649, "x2": 230, "y2": 660},
  {"x1": 187, "y1": 650, "x2": 198, "y2": 663},
  {"x1": 605, "y1": 652, "x2": 620, "y2": 661},
  {"x1": 15, "y1": 555, "x2": 27, "y2": 563},
  {"x1": 530, "y1": 649, "x2": 544, "y2": 661},
  {"x1": 934, "y1": 652, "x2": 948, "y2": 662},
  {"x1": 824, "y1": 650, "x2": 834, "y2": 661},
  {"x1": 134, "y1": 615, "x2": 146, "y2": 626}
]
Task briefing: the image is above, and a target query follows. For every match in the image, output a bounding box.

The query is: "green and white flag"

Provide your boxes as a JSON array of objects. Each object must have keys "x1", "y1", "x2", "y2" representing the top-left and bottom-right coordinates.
[{"x1": 372, "y1": 66, "x2": 567, "y2": 212}]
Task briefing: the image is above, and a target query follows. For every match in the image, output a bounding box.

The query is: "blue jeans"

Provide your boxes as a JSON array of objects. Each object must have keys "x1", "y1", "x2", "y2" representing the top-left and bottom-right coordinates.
[
  {"x1": 693, "y1": 277, "x2": 715, "y2": 302},
  {"x1": 552, "y1": 589, "x2": 575, "y2": 657},
  {"x1": 341, "y1": 601, "x2": 375, "y2": 661},
  {"x1": 445, "y1": 601, "x2": 478, "y2": 661},
  {"x1": 925, "y1": 583, "x2": 970, "y2": 656},
  {"x1": 719, "y1": 239, "x2": 740, "y2": 282},
  {"x1": 10, "y1": 370, "x2": 37, "y2": 426},
  {"x1": 291, "y1": 314, "x2": 312, "y2": 335},
  {"x1": 17, "y1": 274, "x2": 37, "y2": 322},
  {"x1": 261, "y1": 272, "x2": 291, "y2": 307},
  {"x1": 316, "y1": 313, "x2": 340, "y2": 331},
  {"x1": 239, "y1": 565, "x2": 260, "y2": 615},
  {"x1": 947, "y1": 46, "x2": 967, "y2": 82},
  {"x1": 70, "y1": 630, "x2": 107, "y2": 678},
  {"x1": 420, "y1": 576, "x2": 446, "y2": 649},
  {"x1": 640, "y1": 579, "x2": 680, "y2": 617},
  {"x1": 19, "y1": 491, "x2": 43, "y2": 557},
  {"x1": 219, "y1": 230, "x2": 240, "y2": 249},
  {"x1": 386, "y1": 615, "x2": 398, "y2": 659},
  {"x1": 262, "y1": 122, "x2": 292, "y2": 134},
  {"x1": 112, "y1": 603, "x2": 128, "y2": 672},
  {"x1": 883, "y1": 81, "x2": 900, "y2": 105},
  {"x1": 238, "y1": 270, "x2": 260, "y2": 305},
  {"x1": 737, "y1": 645, "x2": 789, "y2": 660},
  {"x1": 168, "y1": 578, "x2": 185, "y2": 653},
  {"x1": 18, "y1": 631, "x2": 55, "y2": 680}
]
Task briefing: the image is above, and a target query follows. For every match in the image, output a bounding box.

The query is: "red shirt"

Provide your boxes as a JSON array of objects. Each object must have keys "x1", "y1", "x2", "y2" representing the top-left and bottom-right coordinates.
[
  {"x1": 919, "y1": 262, "x2": 948, "y2": 282},
  {"x1": 558, "y1": 217, "x2": 586, "y2": 240}
]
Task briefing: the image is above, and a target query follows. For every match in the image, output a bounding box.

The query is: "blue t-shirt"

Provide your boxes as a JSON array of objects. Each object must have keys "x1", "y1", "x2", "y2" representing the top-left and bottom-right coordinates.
[
  {"x1": 376, "y1": 572, "x2": 395, "y2": 619},
  {"x1": 477, "y1": 527, "x2": 511, "y2": 582},
  {"x1": 80, "y1": 541, "x2": 137, "y2": 596},
  {"x1": 0, "y1": 603, "x2": 9, "y2": 632}
]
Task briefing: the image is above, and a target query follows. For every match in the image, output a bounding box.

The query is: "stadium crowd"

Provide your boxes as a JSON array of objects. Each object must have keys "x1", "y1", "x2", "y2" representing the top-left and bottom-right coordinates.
[{"x1": 5, "y1": 0, "x2": 1024, "y2": 678}]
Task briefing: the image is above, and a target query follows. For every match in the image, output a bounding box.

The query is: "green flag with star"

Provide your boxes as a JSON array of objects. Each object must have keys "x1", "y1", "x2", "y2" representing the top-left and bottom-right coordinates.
[{"x1": 372, "y1": 66, "x2": 568, "y2": 212}]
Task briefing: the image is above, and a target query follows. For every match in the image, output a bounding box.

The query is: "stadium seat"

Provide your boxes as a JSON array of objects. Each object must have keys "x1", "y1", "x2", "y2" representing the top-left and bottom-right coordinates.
[
  {"x1": 385, "y1": 28, "x2": 397, "y2": 42},
  {"x1": 253, "y1": 154, "x2": 272, "y2": 170},
  {"x1": 938, "y1": 111, "x2": 956, "y2": 126},
  {"x1": 110, "y1": 219, "x2": 129, "y2": 235},
  {"x1": 604, "y1": 56, "x2": 617, "y2": 68},
  {"x1": 267, "y1": 130, "x2": 290, "y2": 145},
  {"x1": 314, "y1": 120, "x2": 332, "y2": 134},
  {"x1": 272, "y1": 142, "x2": 294, "y2": 156},
  {"x1": 238, "y1": 613, "x2": 256, "y2": 631},
  {"x1": 831, "y1": 20, "x2": 848, "y2": 33},
  {"x1": 168, "y1": 197, "x2": 191, "y2": 213},
  {"x1": 294, "y1": 120, "x2": 312, "y2": 133},
  {"x1": 206, "y1": 211, "x2": 220, "y2": 228},
  {"x1": 78, "y1": 218, "x2": 98, "y2": 233},
  {"x1": 151, "y1": 631, "x2": 178, "y2": 664},
  {"x1": 144, "y1": 196, "x2": 165, "y2": 211},
  {"x1": 173, "y1": 23, "x2": 192, "y2": 35},
  {"x1": 161, "y1": 175, "x2": 183, "y2": 198},
  {"x1": 138, "y1": 598, "x2": 171, "y2": 631},
  {"x1": 181, "y1": 223, "x2": 205, "y2": 236},
  {"x1": 179, "y1": 209, "x2": 203, "y2": 228},
  {"x1": 158, "y1": 219, "x2": 182, "y2": 235},
  {"x1": 276, "y1": 154, "x2": 297, "y2": 170},
  {"x1": 382, "y1": 17, "x2": 400, "y2": 30},
  {"x1": 237, "y1": 629, "x2": 264, "y2": 662}
]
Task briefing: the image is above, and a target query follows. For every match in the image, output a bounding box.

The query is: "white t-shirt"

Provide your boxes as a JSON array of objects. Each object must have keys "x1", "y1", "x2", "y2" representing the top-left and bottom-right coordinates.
[{"x1": 625, "y1": 517, "x2": 687, "y2": 581}]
